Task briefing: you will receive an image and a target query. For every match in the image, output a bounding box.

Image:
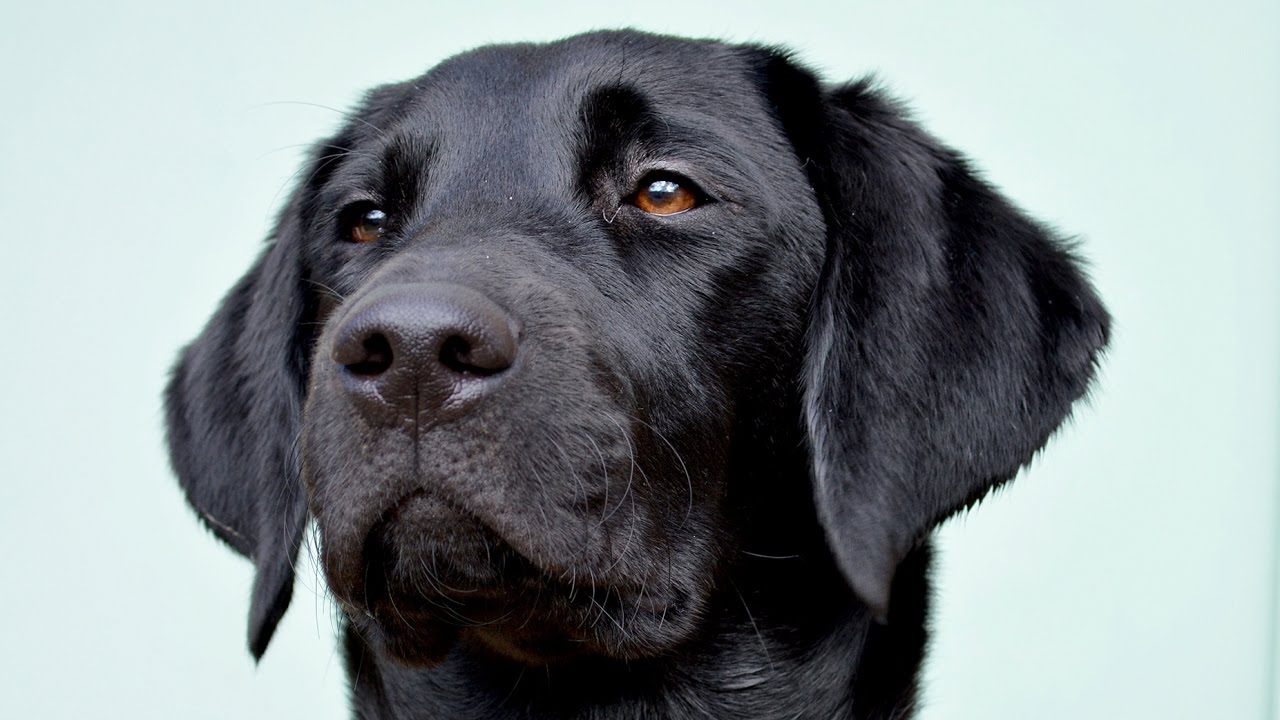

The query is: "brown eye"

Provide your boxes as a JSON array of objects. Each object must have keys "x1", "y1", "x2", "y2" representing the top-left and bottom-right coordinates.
[
  {"x1": 348, "y1": 207, "x2": 386, "y2": 243},
  {"x1": 631, "y1": 175, "x2": 699, "y2": 215}
]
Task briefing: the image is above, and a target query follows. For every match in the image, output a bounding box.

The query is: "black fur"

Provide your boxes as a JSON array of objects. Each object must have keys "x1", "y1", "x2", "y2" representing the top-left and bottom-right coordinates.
[{"x1": 166, "y1": 30, "x2": 1108, "y2": 719}]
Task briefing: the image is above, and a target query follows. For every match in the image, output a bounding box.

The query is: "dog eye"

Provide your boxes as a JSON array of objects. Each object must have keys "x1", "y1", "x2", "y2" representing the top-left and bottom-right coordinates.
[
  {"x1": 630, "y1": 173, "x2": 701, "y2": 216},
  {"x1": 344, "y1": 205, "x2": 387, "y2": 244}
]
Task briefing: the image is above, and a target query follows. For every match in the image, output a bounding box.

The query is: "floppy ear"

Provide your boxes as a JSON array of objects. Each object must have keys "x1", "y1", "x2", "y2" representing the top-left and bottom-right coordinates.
[
  {"x1": 164, "y1": 196, "x2": 312, "y2": 660},
  {"x1": 789, "y1": 74, "x2": 1110, "y2": 619}
]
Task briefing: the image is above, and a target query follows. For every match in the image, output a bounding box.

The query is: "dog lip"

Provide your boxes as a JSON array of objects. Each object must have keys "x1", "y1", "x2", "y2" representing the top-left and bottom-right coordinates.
[
  {"x1": 347, "y1": 488, "x2": 514, "y2": 606},
  {"x1": 384, "y1": 486, "x2": 432, "y2": 518}
]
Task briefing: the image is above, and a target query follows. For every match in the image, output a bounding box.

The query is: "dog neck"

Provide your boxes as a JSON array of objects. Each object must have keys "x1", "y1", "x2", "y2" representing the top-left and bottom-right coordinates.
[{"x1": 341, "y1": 545, "x2": 931, "y2": 720}]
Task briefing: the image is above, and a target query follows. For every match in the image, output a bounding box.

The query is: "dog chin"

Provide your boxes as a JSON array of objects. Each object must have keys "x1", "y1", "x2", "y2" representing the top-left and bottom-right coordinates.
[
  {"x1": 357, "y1": 610, "x2": 460, "y2": 668},
  {"x1": 463, "y1": 627, "x2": 591, "y2": 666},
  {"x1": 354, "y1": 596, "x2": 645, "y2": 668},
  {"x1": 348, "y1": 564, "x2": 697, "y2": 668},
  {"x1": 327, "y1": 488, "x2": 704, "y2": 667}
]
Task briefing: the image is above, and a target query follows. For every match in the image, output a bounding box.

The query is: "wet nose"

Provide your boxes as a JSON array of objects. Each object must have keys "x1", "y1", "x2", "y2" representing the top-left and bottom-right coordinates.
[{"x1": 330, "y1": 283, "x2": 518, "y2": 421}]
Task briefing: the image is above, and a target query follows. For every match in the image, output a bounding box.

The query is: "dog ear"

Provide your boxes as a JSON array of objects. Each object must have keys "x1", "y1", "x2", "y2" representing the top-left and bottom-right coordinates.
[
  {"x1": 767, "y1": 61, "x2": 1110, "y2": 620},
  {"x1": 164, "y1": 82, "x2": 409, "y2": 659},
  {"x1": 164, "y1": 194, "x2": 311, "y2": 660}
]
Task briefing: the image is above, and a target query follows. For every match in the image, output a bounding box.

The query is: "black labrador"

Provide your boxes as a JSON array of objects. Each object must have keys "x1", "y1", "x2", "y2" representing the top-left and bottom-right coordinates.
[{"x1": 166, "y1": 30, "x2": 1108, "y2": 719}]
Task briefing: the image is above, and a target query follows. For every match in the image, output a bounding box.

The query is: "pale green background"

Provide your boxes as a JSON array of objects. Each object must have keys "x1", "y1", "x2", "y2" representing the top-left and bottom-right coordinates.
[{"x1": 1, "y1": 1, "x2": 1276, "y2": 718}]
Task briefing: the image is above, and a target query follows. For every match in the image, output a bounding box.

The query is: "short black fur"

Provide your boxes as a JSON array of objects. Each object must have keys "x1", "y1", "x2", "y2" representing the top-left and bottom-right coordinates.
[{"x1": 166, "y1": 30, "x2": 1108, "y2": 719}]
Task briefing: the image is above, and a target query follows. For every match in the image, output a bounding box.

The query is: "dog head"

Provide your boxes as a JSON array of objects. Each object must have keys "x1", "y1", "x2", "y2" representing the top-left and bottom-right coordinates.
[{"x1": 166, "y1": 31, "x2": 1108, "y2": 667}]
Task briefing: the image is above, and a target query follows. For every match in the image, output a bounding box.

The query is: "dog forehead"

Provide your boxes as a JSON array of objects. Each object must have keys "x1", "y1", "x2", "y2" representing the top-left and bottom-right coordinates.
[
  {"x1": 368, "y1": 33, "x2": 773, "y2": 173},
  {"x1": 422, "y1": 30, "x2": 755, "y2": 108}
]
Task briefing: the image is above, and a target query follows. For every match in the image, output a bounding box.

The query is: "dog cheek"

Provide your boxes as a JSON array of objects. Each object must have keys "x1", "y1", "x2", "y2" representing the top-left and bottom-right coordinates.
[{"x1": 300, "y1": 372, "x2": 418, "y2": 604}]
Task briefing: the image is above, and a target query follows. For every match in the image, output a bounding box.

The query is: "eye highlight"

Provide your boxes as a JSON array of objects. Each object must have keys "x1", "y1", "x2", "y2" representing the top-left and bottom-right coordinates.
[
  {"x1": 343, "y1": 204, "x2": 387, "y2": 244},
  {"x1": 629, "y1": 173, "x2": 702, "y2": 216}
]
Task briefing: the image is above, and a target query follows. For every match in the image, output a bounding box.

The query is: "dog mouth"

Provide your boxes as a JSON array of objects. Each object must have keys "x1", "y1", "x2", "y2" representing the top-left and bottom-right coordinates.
[{"x1": 334, "y1": 489, "x2": 688, "y2": 667}]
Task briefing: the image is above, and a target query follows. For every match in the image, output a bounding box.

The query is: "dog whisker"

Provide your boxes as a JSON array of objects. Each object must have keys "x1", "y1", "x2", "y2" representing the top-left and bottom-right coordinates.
[
  {"x1": 253, "y1": 100, "x2": 390, "y2": 138},
  {"x1": 627, "y1": 414, "x2": 695, "y2": 529},
  {"x1": 596, "y1": 415, "x2": 637, "y2": 529},
  {"x1": 267, "y1": 150, "x2": 353, "y2": 217},
  {"x1": 582, "y1": 432, "x2": 611, "y2": 522},
  {"x1": 729, "y1": 577, "x2": 774, "y2": 673},
  {"x1": 304, "y1": 278, "x2": 347, "y2": 302},
  {"x1": 741, "y1": 551, "x2": 801, "y2": 560}
]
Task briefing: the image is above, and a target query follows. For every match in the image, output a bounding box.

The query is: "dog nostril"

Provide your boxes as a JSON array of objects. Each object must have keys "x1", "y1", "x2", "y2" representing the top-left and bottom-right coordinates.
[
  {"x1": 438, "y1": 335, "x2": 506, "y2": 376},
  {"x1": 346, "y1": 333, "x2": 394, "y2": 376}
]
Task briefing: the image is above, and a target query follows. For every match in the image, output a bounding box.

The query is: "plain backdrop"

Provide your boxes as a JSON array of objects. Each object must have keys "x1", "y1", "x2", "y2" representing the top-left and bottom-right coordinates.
[{"x1": 1, "y1": 1, "x2": 1277, "y2": 718}]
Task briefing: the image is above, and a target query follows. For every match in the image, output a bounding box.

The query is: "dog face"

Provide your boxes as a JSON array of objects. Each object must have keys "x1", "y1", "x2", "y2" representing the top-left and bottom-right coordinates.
[
  {"x1": 166, "y1": 31, "x2": 1108, "y2": 670},
  {"x1": 298, "y1": 38, "x2": 827, "y2": 666}
]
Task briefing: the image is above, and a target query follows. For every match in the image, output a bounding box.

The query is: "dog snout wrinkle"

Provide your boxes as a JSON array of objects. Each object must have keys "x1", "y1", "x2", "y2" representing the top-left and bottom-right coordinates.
[{"x1": 331, "y1": 282, "x2": 518, "y2": 423}]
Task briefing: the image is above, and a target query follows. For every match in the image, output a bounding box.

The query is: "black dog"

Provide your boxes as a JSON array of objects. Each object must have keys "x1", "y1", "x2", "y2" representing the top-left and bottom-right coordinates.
[{"x1": 166, "y1": 30, "x2": 1108, "y2": 719}]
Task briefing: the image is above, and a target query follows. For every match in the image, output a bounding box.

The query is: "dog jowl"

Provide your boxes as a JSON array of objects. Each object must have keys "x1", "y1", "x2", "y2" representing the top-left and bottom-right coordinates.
[{"x1": 165, "y1": 30, "x2": 1108, "y2": 719}]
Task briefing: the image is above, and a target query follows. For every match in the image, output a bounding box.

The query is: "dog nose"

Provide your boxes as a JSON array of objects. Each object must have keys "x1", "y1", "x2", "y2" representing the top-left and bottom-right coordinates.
[{"x1": 330, "y1": 283, "x2": 518, "y2": 421}]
